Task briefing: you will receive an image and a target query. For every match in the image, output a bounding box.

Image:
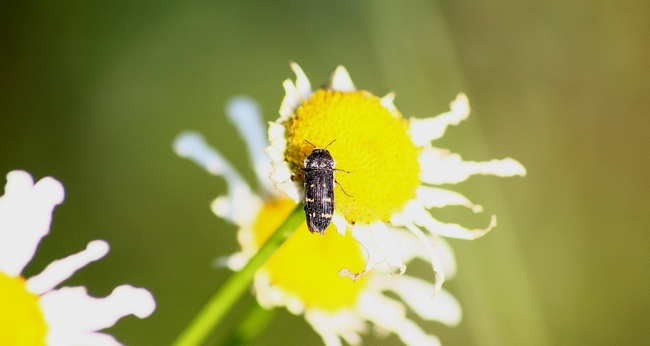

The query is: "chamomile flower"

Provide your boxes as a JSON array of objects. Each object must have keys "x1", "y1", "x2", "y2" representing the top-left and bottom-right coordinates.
[
  {"x1": 266, "y1": 62, "x2": 526, "y2": 294},
  {"x1": 0, "y1": 170, "x2": 156, "y2": 346},
  {"x1": 174, "y1": 97, "x2": 464, "y2": 346}
]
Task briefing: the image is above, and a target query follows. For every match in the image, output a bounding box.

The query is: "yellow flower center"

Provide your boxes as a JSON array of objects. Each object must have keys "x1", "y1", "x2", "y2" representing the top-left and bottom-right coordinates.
[
  {"x1": 252, "y1": 198, "x2": 368, "y2": 311},
  {"x1": 285, "y1": 90, "x2": 421, "y2": 223},
  {"x1": 0, "y1": 273, "x2": 48, "y2": 345}
]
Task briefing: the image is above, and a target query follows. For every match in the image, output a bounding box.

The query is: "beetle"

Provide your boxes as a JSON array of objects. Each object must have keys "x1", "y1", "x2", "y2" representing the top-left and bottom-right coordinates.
[{"x1": 302, "y1": 140, "x2": 351, "y2": 235}]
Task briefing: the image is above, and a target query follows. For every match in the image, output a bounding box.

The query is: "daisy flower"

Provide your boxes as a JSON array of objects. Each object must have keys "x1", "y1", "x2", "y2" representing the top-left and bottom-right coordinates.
[
  {"x1": 266, "y1": 63, "x2": 526, "y2": 295},
  {"x1": 0, "y1": 170, "x2": 156, "y2": 346},
  {"x1": 174, "y1": 97, "x2": 465, "y2": 346}
]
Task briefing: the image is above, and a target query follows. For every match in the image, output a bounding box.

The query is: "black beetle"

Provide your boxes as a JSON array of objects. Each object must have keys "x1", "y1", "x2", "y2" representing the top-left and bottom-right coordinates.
[{"x1": 302, "y1": 140, "x2": 351, "y2": 235}]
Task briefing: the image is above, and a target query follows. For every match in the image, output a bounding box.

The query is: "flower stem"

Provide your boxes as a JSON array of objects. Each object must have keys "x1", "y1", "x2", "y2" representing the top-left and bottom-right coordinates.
[
  {"x1": 172, "y1": 203, "x2": 304, "y2": 346},
  {"x1": 221, "y1": 302, "x2": 277, "y2": 346}
]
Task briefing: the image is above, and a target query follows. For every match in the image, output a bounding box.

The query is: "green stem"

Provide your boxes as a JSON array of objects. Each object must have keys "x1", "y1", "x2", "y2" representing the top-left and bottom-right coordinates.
[
  {"x1": 220, "y1": 302, "x2": 277, "y2": 346},
  {"x1": 172, "y1": 203, "x2": 304, "y2": 346}
]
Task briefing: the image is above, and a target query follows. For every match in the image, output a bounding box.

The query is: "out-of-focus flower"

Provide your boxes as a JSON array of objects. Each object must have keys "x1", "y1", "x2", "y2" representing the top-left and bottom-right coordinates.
[
  {"x1": 266, "y1": 63, "x2": 526, "y2": 294},
  {"x1": 0, "y1": 170, "x2": 156, "y2": 346},
  {"x1": 174, "y1": 97, "x2": 465, "y2": 346}
]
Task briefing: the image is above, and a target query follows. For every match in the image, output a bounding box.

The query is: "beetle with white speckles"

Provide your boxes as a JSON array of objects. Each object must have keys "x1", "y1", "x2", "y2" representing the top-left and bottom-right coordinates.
[{"x1": 302, "y1": 140, "x2": 351, "y2": 235}]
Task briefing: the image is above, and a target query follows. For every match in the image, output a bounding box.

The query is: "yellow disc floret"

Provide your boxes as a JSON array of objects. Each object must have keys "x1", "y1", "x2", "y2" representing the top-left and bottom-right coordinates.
[
  {"x1": 285, "y1": 90, "x2": 421, "y2": 223},
  {"x1": 252, "y1": 198, "x2": 367, "y2": 311},
  {"x1": 0, "y1": 273, "x2": 48, "y2": 345}
]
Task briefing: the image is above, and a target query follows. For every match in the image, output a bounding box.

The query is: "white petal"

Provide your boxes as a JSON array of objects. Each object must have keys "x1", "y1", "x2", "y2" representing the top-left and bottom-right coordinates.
[
  {"x1": 339, "y1": 330, "x2": 363, "y2": 346},
  {"x1": 323, "y1": 335, "x2": 342, "y2": 346},
  {"x1": 393, "y1": 318, "x2": 442, "y2": 346},
  {"x1": 286, "y1": 295, "x2": 305, "y2": 315},
  {"x1": 357, "y1": 292, "x2": 441, "y2": 346},
  {"x1": 356, "y1": 291, "x2": 404, "y2": 326},
  {"x1": 305, "y1": 311, "x2": 343, "y2": 346},
  {"x1": 416, "y1": 185, "x2": 483, "y2": 212},
  {"x1": 380, "y1": 92, "x2": 397, "y2": 115},
  {"x1": 210, "y1": 196, "x2": 231, "y2": 221},
  {"x1": 233, "y1": 188, "x2": 260, "y2": 227},
  {"x1": 340, "y1": 223, "x2": 382, "y2": 280},
  {"x1": 341, "y1": 222, "x2": 406, "y2": 280},
  {"x1": 374, "y1": 275, "x2": 462, "y2": 326},
  {"x1": 405, "y1": 201, "x2": 497, "y2": 240},
  {"x1": 279, "y1": 79, "x2": 302, "y2": 121},
  {"x1": 269, "y1": 163, "x2": 293, "y2": 184},
  {"x1": 390, "y1": 228, "x2": 457, "y2": 279},
  {"x1": 265, "y1": 143, "x2": 286, "y2": 163},
  {"x1": 327, "y1": 66, "x2": 356, "y2": 92},
  {"x1": 388, "y1": 226, "x2": 431, "y2": 264},
  {"x1": 368, "y1": 221, "x2": 406, "y2": 276},
  {"x1": 253, "y1": 272, "x2": 305, "y2": 314},
  {"x1": 290, "y1": 62, "x2": 313, "y2": 99},
  {"x1": 236, "y1": 223, "x2": 258, "y2": 257},
  {"x1": 213, "y1": 252, "x2": 248, "y2": 271},
  {"x1": 265, "y1": 123, "x2": 305, "y2": 201},
  {"x1": 432, "y1": 237, "x2": 457, "y2": 280},
  {"x1": 252, "y1": 272, "x2": 272, "y2": 306},
  {"x1": 331, "y1": 212, "x2": 348, "y2": 236},
  {"x1": 174, "y1": 132, "x2": 228, "y2": 175},
  {"x1": 211, "y1": 194, "x2": 262, "y2": 228},
  {"x1": 420, "y1": 149, "x2": 527, "y2": 185},
  {"x1": 410, "y1": 93, "x2": 470, "y2": 146},
  {"x1": 253, "y1": 272, "x2": 285, "y2": 310},
  {"x1": 305, "y1": 309, "x2": 366, "y2": 346},
  {"x1": 266, "y1": 122, "x2": 287, "y2": 153},
  {"x1": 0, "y1": 171, "x2": 64, "y2": 276},
  {"x1": 41, "y1": 285, "x2": 155, "y2": 334},
  {"x1": 401, "y1": 220, "x2": 445, "y2": 296},
  {"x1": 174, "y1": 132, "x2": 256, "y2": 224},
  {"x1": 275, "y1": 181, "x2": 302, "y2": 203},
  {"x1": 27, "y1": 240, "x2": 109, "y2": 295},
  {"x1": 47, "y1": 332, "x2": 122, "y2": 346},
  {"x1": 225, "y1": 96, "x2": 274, "y2": 193}
]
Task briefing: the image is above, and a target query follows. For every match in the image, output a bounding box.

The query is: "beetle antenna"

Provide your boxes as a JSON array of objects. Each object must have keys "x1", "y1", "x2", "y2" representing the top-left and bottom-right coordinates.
[
  {"x1": 336, "y1": 180, "x2": 353, "y2": 198},
  {"x1": 304, "y1": 140, "x2": 316, "y2": 149},
  {"x1": 324, "y1": 139, "x2": 336, "y2": 149}
]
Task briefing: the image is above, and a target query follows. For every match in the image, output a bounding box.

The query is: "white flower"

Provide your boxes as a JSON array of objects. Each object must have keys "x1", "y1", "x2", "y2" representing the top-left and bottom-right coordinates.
[
  {"x1": 0, "y1": 170, "x2": 156, "y2": 346},
  {"x1": 174, "y1": 96, "x2": 463, "y2": 346},
  {"x1": 266, "y1": 63, "x2": 526, "y2": 296}
]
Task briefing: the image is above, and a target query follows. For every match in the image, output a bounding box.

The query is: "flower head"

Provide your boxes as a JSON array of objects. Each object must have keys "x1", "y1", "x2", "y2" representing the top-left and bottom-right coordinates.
[
  {"x1": 267, "y1": 63, "x2": 526, "y2": 292},
  {"x1": 175, "y1": 96, "x2": 465, "y2": 346},
  {"x1": 0, "y1": 170, "x2": 156, "y2": 346}
]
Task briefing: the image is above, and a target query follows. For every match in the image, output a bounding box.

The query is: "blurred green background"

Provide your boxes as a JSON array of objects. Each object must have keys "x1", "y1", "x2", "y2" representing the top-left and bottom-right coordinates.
[{"x1": 2, "y1": 1, "x2": 649, "y2": 345}]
